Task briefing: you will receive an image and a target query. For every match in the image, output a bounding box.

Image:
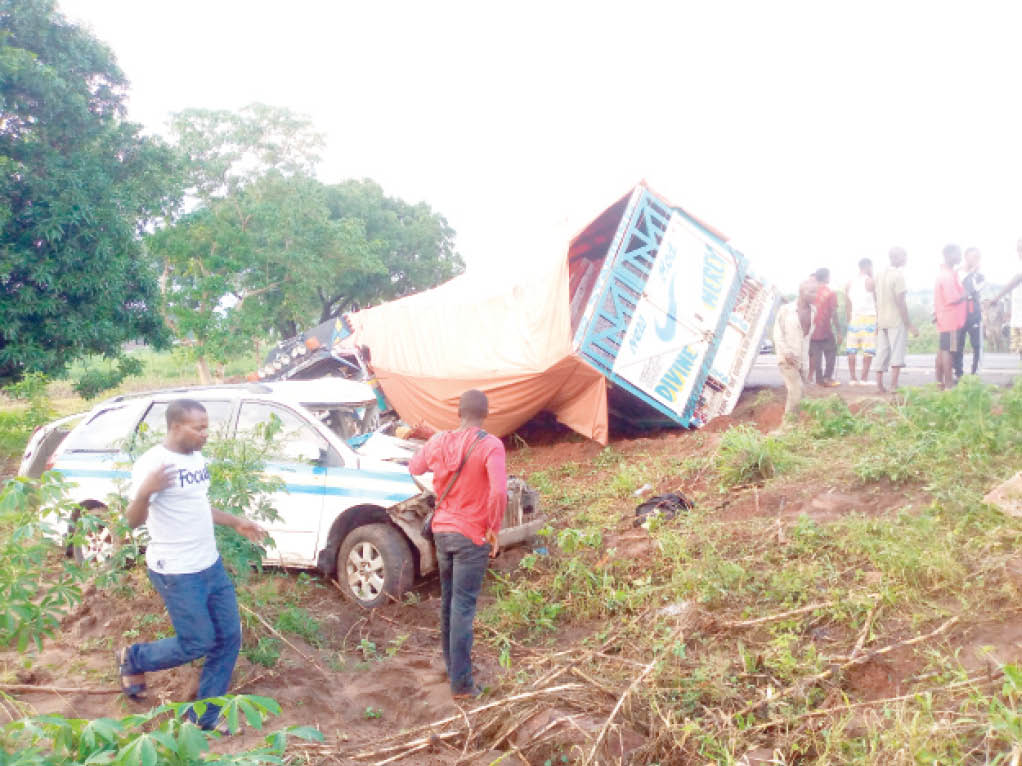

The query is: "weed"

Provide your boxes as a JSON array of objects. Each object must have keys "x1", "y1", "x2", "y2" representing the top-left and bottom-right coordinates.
[
  {"x1": 363, "y1": 706, "x2": 382, "y2": 720},
  {"x1": 243, "y1": 636, "x2": 281, "y2": 668},
  {"x1": 714, "y1": 425, "x2": 793, "y2": 487},
  {"x1": 273, "y1": 607, "x2": 322, "y2": 648}
]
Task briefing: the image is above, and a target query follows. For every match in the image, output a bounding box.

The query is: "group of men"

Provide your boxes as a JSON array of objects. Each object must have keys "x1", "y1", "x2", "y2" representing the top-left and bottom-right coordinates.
[
  {"x1": 118, "y1": 391, "x2": 506, "y2": 733},
  {"x1": 773, "y1": 241, "x2": 1022, "y2": 416}
]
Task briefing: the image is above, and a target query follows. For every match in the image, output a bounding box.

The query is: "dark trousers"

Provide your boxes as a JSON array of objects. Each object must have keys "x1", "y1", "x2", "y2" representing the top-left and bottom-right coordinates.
[
  {"x1": 435, "y1": 532, "x2": 490, "y2": 694},
  {"x1": 809, "y1": 335, "x2": 837, "y2": 383},
  {"x1": 953, "y1": 322, "x2": 982, "y2": 378},
  {"x1": 125, "y1": 558, "x2": 241, "y2": 729}
]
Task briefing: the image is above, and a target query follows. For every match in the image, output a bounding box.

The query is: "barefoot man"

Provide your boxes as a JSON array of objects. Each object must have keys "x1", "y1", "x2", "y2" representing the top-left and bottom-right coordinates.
[{"x1": 875, "y1": 247, "x2": 918, "y2": 393}]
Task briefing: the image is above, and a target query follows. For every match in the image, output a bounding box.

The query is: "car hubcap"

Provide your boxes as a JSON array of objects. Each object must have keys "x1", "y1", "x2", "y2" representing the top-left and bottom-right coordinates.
[
  {"x1": 346, "y1": 541, "x2": 385, "y2": 602},
  {"x1": 82, "y1": 527, "x2": 114, "y2": 564}
]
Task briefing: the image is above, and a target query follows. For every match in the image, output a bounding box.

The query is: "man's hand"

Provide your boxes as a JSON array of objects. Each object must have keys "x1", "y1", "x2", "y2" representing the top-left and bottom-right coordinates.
[
  {"x1": 125, "y1": 464, "x2": 176, "y2": 528},
  {"x1": 140, "y1": 464, "x2": 176, "y2": 496},
  {"x1": 485, "y1": 529, "x2": 500, "y2": 558},
  {"x1": 784, "y1": 353, "x2": 799, "y2": 366},
  {"x1": 233, "y1": 517, "x2": 267, "y2": 543},
  {"x1": 212, "y1": 509, "x2": 267, "y2": 543}
]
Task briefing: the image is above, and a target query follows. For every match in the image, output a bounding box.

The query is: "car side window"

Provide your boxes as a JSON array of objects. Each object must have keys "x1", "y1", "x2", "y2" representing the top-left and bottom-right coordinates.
[
  {"x1": 236, "y1": 402, "x2": 341, "y2": 466},
  {"x1": 138, "y1": 401, "x2": 232, "y2": 439},
  {"x1": 61, "y1": 405, "x2": 143, "y2": 453}
]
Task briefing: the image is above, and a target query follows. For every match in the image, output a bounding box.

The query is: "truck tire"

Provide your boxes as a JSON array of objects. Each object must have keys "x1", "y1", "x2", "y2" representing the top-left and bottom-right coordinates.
[{"x1": 336, "y1": 523, "x2": 414, "y2": 609}]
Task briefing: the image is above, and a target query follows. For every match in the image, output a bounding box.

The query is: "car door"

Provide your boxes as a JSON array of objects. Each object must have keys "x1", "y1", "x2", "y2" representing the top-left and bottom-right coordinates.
[{"x1": 234, "y1": 401, "x2": 329, "y2": 566}]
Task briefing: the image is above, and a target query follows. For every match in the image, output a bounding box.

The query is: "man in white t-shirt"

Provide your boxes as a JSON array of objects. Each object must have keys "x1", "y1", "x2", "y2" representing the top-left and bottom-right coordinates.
[
  {"x1": 987, "y1": 238, "x2": 1022, "y2": 359},
  {"x1": 116, "y1": 399, "x2": 265, "y2": 732}
]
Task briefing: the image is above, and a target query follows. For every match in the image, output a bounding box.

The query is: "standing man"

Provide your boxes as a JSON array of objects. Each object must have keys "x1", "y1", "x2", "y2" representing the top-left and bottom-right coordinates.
[
  {"x1": 808, "y1": 268, "x2": 840, "y2": 387},
  {"x1": 875, "y1": 247, "x2": 918, "y2": 393},
  {"x1": 953, "y1": 247, "x2": 985, "y2": 379},
  {"x1": 772, "y1": 279, "x2": 819, "y2": 418},
  {"x1": 845, "y1": 258, "x2": 877, "y2": 385},
  {"x1": 409, "y1": 390, "x2": 506, "y2": 699},
  {"x1": 934, "y1": 244, "x2": 966, "y2": 390},
  {"x1": 987, "y1": 238, "x2": 1022, "y2": 360},
  {"x1": 118, "y1": 399, "x2": 265, "y2": 732}
]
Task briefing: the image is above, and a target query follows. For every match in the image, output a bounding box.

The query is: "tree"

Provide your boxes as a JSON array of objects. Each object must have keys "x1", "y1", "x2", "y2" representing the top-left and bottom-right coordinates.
[
  {"x1": 0, "y1": 0, "x2": 181, "y2": 383},
  {"x1": 151, "y1": 107, "x2": 464, "y2": 381},
  {"x1": 318, "y1": 179, "x2": 463, "y2": 321}
]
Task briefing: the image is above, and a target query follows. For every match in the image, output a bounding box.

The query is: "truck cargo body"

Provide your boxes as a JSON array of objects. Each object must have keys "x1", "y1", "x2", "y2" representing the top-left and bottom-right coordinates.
[{"x1": 570, "y1": 185, "x2": 776, "y2": 428}]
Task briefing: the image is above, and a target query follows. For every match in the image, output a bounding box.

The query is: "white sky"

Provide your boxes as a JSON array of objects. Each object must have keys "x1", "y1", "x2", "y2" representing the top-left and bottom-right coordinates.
[{"x1": 58, "y1": 0, "x2": 1022, "y2": 292}]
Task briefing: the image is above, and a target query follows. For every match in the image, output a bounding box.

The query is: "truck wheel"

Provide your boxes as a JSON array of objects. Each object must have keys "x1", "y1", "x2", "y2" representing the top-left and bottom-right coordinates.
[{"x1": 336, "y1": 523, "x2": 414, "y2": 609}]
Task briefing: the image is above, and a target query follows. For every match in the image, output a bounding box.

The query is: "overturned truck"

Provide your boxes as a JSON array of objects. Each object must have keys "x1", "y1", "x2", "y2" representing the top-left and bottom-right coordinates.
[
  {"x1": 568, "y1": 183, "x2": 777, "y2": 429},
  {"x1": 263, "y1": 183, "x2": 776, "y2": 441}
]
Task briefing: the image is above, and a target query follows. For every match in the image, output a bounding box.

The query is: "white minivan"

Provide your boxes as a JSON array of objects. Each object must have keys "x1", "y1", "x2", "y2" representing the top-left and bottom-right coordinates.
[{"x1": 19, "y1": 380, "x2": 541, "y2": 608}]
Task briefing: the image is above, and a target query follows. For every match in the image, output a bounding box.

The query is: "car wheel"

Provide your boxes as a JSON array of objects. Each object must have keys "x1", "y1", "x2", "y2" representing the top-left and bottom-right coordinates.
[{"x1": 336, "y1": 523, "x2": 414, "y2": 609}]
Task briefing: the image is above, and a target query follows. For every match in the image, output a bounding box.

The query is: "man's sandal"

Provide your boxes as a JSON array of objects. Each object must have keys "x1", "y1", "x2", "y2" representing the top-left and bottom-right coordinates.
[{"x1": 116, "y1": 647, "x2": 146, "y2": 700}]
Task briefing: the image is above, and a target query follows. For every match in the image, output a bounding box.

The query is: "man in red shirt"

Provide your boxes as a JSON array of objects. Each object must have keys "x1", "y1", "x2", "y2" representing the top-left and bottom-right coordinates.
[
  {"x1": 409, "y1": 389, "x2": 506, "y2": 699},
  {"x1": 934, "y1": 244, "x2": 966, "y2": 390},
  {"x1": 808, "y1": 268, "x2": 840, "y2": 387}
]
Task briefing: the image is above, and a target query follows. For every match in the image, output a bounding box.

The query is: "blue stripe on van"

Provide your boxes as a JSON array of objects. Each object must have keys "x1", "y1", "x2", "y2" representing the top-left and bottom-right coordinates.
[
  {"x1": 55, "y1": 468, "x2": 131, "y2": 480},
  {"x1": 55, "y1": 468, "x2": 414, "y2": 503}
]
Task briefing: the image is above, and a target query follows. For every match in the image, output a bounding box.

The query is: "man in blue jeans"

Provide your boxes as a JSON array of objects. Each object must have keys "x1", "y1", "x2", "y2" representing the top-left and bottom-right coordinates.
[
  {"x1": 409, "y1": 390, "x2": 506, "y2": 699},
  {"x1": 118, "y1": 399, "x2": 265, "y2": 731}
]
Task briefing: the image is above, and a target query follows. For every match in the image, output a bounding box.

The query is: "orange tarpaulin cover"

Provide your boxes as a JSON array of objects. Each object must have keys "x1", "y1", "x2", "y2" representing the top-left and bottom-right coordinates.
[{"x1": 349, "y1": 255, "x2": 609, "y2": 444}]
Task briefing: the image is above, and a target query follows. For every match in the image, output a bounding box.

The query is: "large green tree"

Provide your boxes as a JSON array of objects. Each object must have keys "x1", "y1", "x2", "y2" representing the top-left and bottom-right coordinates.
[
  {"x1": 0, "y1": 0, "x2": 181, "y2": 383},
  {"x1": 151, "y1": 106, "x2": 464, "y2": 381}
]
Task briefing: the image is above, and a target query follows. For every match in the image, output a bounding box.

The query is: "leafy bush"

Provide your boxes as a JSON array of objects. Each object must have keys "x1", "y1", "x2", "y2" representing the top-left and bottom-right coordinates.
[
  {"x1": 72, "y1": 356, "x2": 144, "y2": 400},
  {"x1": 854, "y1": 378, "x2": 1022, "y2": 486},
  {"x1": 0, "y1": 694, "x2": 322, "y2": 765},
  {"x1": 800, "y1": 395, "x2": 871, "y2": 438},
  {"x1": 0, "y1": 373, "x2": 55, "y2": 458},
  {"x1": 0, "y1": 472, "x2": 86, "y2": 651},
  {"x1": 715, "y1": 425, "x2": 794, "y2": 487}
]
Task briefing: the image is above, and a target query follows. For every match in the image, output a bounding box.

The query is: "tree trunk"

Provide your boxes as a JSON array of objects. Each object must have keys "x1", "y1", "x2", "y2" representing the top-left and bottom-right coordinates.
[
  {"x1": 196, "y1": 356, "x2": 213, "y2": 385},
  {"x1": 214, "y1": 362, "x2": 225, "y2": 383}
]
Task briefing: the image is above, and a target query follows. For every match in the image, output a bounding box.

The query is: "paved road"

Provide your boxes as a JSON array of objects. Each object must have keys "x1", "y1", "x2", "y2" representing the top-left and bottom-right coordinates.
[{"x1": 747, "y1": 353, "x2": 1020, "y2": 389}]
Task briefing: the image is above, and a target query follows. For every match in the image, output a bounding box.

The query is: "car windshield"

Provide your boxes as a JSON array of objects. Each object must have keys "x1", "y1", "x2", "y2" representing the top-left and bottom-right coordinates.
[{"x1": 304, "y1": 404, "x2": 376, "y2": 442}]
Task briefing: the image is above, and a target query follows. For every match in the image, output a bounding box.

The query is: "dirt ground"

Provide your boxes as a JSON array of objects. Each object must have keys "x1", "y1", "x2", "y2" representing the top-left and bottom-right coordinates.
[{"x1": 3, "y1": 383, "x2": 1022, "y2": 764}]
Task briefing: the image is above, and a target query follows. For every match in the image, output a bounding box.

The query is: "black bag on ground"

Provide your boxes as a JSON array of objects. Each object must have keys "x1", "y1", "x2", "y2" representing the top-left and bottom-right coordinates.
[
  {"x1": 633, "y1": 492, "x2": 693, "y2": 527},
  {"x1": 421, "y1": 430, "x2": 488, "y2": 542}
]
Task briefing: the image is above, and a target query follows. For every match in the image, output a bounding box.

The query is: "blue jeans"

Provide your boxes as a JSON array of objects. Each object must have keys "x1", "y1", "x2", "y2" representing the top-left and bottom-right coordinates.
[
  {"x1": 123, "y1": 558, "x2": 241, "y2": 729},
  {"x1": 435, "y1": 532, "x2": 491, "y2": 694}
]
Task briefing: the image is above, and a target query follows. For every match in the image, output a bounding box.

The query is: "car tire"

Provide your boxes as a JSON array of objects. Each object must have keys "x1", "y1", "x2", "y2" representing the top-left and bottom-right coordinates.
[{"x1": 336, "y1": 523, "x2": 414, "y2": 609}]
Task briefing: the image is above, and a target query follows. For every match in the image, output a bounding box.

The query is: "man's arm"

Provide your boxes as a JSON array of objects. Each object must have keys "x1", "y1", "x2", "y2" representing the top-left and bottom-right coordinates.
[
  {"x1": 124, "y1": 464, "x2": 175, "y2": 529},
  {"x1": 845, "y1": 283, "x2": 853, "y2": 322},
  {"x1": 896, "y1": 290, "x2": 918, "y2": 337},
  {"x1": 212, "y1": 508, "x2": 266, "y2": 543},
  {"x1": 483, "y1": 443, "x2": 508, "y2": 557},
  {"x1": 988, "y1": 273, "x2": 1022, "y2": 305}
]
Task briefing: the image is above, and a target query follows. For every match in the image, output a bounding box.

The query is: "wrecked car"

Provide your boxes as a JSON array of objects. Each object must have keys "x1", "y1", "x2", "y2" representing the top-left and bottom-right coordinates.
[{"x1": 19, "y1": 379, "x2": 543, "y2": 608}]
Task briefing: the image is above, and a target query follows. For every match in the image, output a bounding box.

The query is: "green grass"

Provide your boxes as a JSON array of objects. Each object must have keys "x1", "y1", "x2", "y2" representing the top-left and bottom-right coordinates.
[{"x1": 485, "y1": 379, "x2": 1022, "y2": 763}]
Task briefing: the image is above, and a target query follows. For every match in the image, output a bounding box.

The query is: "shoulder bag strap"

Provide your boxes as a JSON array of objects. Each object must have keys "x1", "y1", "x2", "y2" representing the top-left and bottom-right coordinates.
[{"x1": 435, "y1": 430, "x2": 488, "y2": 506}]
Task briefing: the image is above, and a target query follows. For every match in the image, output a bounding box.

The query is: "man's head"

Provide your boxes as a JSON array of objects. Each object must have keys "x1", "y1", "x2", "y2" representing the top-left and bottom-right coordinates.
[
  {"x1": 166, "y1": 399, "x2": 209, "y2": 453},
  {"x1": 942, "y1": 243, "x2": 962, "y2": 268},
  {"x1": 858, "y1": 257, "x2": 873, "y2": 275},
  {"x1": 798, "y1": 279, "x2": 819, "y2": 304},
  {"x1": 964, "y1": 247, "x2": 981, "y2": 271},
  {"x1": 889, "y1": 247, "x2": 907, "y2": 268},
  {"x1": 458, "y1": 389, "x2": 489, "y2": 425},
  {"x1": 813, "y1": 268, "x2": 830, "y2": 284}
]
